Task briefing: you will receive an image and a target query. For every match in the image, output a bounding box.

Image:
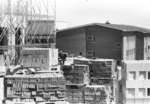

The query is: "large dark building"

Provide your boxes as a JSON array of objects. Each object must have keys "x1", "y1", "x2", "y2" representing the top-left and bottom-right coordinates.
[{"x1": 56, "y1": 23, "x2": 150, "y2": 60}]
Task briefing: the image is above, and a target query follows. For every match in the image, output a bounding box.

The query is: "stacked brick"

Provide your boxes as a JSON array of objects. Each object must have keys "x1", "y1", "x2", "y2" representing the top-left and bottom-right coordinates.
[{"x1": 4, "y1": 73, "x2": 66, "y2": 103}]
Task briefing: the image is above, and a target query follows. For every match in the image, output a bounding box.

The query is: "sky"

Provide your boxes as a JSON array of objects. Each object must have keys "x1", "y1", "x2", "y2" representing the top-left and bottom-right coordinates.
[
  {"x1": 56, "y1": 0, "x2": 150, "y2": 29},
  {"x1": 0, "y1": 0, "x2": 150, "y2": 29}
]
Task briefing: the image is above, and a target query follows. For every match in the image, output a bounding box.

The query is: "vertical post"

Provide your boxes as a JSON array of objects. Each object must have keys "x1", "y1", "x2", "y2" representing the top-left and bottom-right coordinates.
[
  {"x1": 54, "y1": 0, "x2": 56, "y2": 48},
  {"x1": 123, "y1": 36, "x2": 127, "y2": 60},
  {"x1": 7, "y1": 0, "x2": 16, "y2": 65},
  {"x1": 0, "y1": 0, "x2": 2, "y2": 24},
  {"x1": 22, "y1": 1, "x2": 28, "y2": 45}
]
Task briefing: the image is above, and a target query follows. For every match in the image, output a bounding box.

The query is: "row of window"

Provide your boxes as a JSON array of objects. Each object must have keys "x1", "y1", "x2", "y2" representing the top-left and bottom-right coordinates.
[
  {"x1": 127, "y1": 88, "x2": 150, "y2": 97},
  {"x1": 128, "y1": 71, "x2": 150, "y2": 80},
  {"x1": 87, "y1": 35, "x2": 95, "y2": 41},
  {"x1": 25, "y1": 38, "x2": 55, "y2": 44},
  {"x1": 23, "y1": 56, "x2": 48, "y2": 66}
]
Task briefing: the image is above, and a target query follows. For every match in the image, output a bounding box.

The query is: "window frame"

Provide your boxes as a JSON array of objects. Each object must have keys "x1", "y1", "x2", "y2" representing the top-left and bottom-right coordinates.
[{"x1": 128, "y1": 71, "x2": 136, "y2": 80}]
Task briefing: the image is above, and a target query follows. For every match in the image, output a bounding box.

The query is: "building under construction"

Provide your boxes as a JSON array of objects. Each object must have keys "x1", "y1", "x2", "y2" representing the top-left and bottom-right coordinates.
[{"x1": 0, "y1": 0, "x2": 119, "y2": 104}]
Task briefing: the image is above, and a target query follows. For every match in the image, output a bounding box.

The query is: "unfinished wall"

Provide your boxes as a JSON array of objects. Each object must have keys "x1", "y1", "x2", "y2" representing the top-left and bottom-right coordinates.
[{"x1": 21, "y1": 48, "x2": 58, "y2": 70}]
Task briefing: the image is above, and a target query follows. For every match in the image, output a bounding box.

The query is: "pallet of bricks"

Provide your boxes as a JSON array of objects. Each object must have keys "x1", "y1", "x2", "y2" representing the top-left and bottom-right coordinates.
[
  {"x1": 62, "y1": 64, "x2": 89, "y2": 104},
  {"x1": 73, "y1": 58, "x2": 115, "y2": 84},
  {"x1": 65, "y1": 85, "x2": 85, "y2": 104},
  {"x1": 73, "y1": 58, "x2": 117, "y2": 104},
  {"x1": 62, "y1": 64, "x2": 89, "y2": 85},
  {"x1": 73, "y1": 58, "x2": 116, "y2": 85},
  {"x1": 89, "y1": 60, "x2": 115, "y2": 85},
  {"x1": 84, "y1": 85, "x2": 110, "y2": 104},
  {"x1": 4, "y1": 72, "x2": 66, "y2": 104}
]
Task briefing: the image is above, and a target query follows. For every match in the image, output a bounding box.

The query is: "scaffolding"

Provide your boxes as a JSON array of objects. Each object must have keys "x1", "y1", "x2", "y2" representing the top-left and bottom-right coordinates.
[{"x1": 0, "y1": 0, "x2": 56, "y2": 67}]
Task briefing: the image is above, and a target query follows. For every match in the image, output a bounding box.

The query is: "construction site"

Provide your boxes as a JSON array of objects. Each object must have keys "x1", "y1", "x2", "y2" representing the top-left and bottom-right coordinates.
[{"x1": 0, "y1": 0, "x2": 135, "y2": 104}]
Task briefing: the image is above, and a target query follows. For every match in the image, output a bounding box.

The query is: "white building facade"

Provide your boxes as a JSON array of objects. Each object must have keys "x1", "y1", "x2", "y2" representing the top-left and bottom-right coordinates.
[{"x1": 121, "y1": 61, "x2": 150, "y2": 104}]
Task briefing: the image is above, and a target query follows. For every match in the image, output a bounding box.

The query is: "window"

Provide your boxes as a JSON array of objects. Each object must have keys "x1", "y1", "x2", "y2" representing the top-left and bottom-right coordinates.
[
  {"x1": 124, "y1": 36, "x2": 136, "y2": 60},
  {"x1": 147, "y1": 88, "x2": 150, "y2": 96},
  {"x1": 148, "y1": 45, "x2": 150, "y2": 49},
  {"x1": 87, "y1": 35, "x2": 95, "y2": 41},
  {"x1": 35, "y1": 38, "x2": 39, "y2": 43},
  {"x1": 87, "y1": 50, "x2": 94, "y2": 57},
  {"x1": 127, "y1": 88, "x2": 135, "y2": 97},
  {"x1": 139, "y1": 71, "x2": 146, "y2": 80},
  {"x1": 138, "y1": 88, "x2": 145, "y2": 96},
  {"x1": 148, "y1": 72, "x2": 150, "y2": 79},
  {"x1": 41, "y1": 39, "x2": 47, "y2": 43},
  {"x1": 41, "y1": 59, "x2": 44, "y2": 64},
  {"x1": 128, "y1": 71, "x2": 136, "y2": 80}
]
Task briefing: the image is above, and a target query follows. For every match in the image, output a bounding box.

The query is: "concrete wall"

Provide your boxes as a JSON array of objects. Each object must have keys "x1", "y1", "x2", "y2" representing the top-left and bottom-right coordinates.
[
  {"x1": 126, "y1": 99, "x2": 150, "y2": 104},
  {"x1": 56, "y1": 28, "x2": 86, "y2": 57},
  {"x1": 122, "y1": 61, "x2": 150, "y2": 104}
]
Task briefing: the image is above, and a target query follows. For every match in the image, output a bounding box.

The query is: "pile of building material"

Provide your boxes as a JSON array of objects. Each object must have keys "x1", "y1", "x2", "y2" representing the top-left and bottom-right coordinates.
[
  {"x1": 62, "y1": 64, "x2": 89, "y2": 103},
  {"x1": 65, "y1": 85, "x2": 85, "y2": 104},
  {"x1": 62, "y1": 64, "x2": 89, "y2": 85},
  {"x1": 89, "y1": 61, "x2": 113, "y2": 85},
  {"x1": 68, "y1": 57, "x2": 116, "y2": 85},
  {"x1": 64, "y1": 57, "x2": 118, "y2": 104},
  {"x1": 65, "y1": 85, "x2": 110, "y2": 104},
  {"x1": 84, "y1": 85, "x2": 109, "y2": 104},
  {"x1": 4, "y1": 69, "x2": 66, "y2": 104}
]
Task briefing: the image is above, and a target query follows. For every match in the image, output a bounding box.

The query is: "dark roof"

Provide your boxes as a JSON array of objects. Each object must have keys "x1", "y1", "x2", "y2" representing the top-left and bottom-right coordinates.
[{"x1": 58, "y1": 23, "x2": 150, "y2": 33}]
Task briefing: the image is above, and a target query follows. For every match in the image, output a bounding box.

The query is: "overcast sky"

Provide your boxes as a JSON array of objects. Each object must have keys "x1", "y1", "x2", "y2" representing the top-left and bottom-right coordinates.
[
  {"x1": 56, "y1": 0, "x2": 150, "y2": 29},
  {"x1": 1, "y1": 0, "x2": 150, "y2": 29}
]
